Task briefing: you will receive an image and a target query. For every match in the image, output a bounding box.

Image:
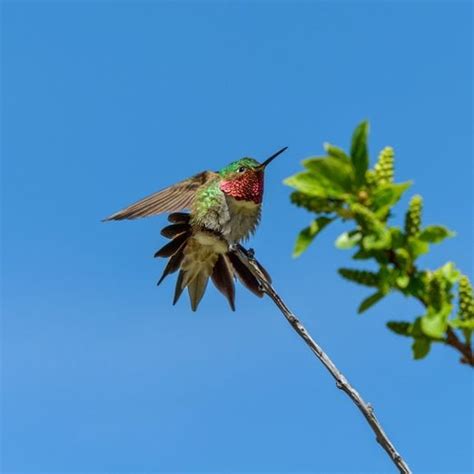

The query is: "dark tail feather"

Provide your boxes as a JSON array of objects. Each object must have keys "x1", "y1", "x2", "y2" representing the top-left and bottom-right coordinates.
[
  {"x1": 227, "y1": 252, "x2": 264, "y2": 297},
  {"x1": 154, "y1": 231, "x2": 190, "y2": 258},
  {"x1": 160, "y1": 223, "x2": 190, "y2": 239},
  {"x1": 173, "y1": 270, "x2": 185, "y2": 305},
  {"x1": 168, "y1": 212, "x2": 190, "y2": 224},
  {"x1": 157, "y1": 241, "x2": 186, "y2": 285},
  {"x1": 211, "y1": 255, "x2": 236, "y2": 311},
  {"x1": 187, "y1": 272, "x2": 209, "y2": 312},
  {"x1": 235, "y1": 244, "x2": 272, "y2": 283}
]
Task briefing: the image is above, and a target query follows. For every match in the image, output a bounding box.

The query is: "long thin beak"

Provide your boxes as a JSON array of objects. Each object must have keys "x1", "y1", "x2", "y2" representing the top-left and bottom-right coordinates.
[{"x1": 259, "y1": 146, "x2": 288, "y2": 170}]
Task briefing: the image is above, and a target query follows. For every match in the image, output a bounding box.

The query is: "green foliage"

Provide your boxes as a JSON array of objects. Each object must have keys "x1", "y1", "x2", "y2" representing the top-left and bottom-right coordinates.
[
  {"x1": 374, "y1": 147, "x2": 394, "y2": 185},
  {"x1": 358, "y1": 291, "x2": 385, "y2": 314},
  {"x1": 338, "y1": 268, "x2": 379, "y2": 287},
  {"x1": 404, "y1": 195, "x2": 423, "y2": 237},
  {"x1": 350, "y1": 120, "x2": 369, "y2": 185},
  {"x1": 457, "y1": 275, "x2": 474, "y2": 320},
  {"x1": 450, "y1": 275, "x2": 474, "y2": 345},
  {"x1": 293, "y1": 217, "x2": 334, "y2": 257},
  {"x1": 419, "y1": 225, "x2": 455, "y2": 243},
  {"x1": 285, "y1": 121, "x2": 472, "y2": 365}
]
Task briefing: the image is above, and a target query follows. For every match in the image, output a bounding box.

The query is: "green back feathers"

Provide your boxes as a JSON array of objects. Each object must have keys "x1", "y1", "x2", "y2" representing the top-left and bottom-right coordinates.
[{"x1": 219, "y1": 158, "x2": 260, "y2": 177}]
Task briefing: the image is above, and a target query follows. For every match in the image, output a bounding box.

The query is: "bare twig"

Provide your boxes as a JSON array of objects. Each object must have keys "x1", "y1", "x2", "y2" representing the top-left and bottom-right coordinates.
[{"x1": 233, "y1": 245, "x2": 412, "y2": 474}]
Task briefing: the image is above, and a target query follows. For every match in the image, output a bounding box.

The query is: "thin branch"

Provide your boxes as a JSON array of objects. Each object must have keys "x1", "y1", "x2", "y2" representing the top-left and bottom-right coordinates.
[
  {"x1": 233, "y1": 245, "x2": 412, "y2": 474},
  {"x1": 445, "y1": 328, "x2": 474, "y2": 366}
]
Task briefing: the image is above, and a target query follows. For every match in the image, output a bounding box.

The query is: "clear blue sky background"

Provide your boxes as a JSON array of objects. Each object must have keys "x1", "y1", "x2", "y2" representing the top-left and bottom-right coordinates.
[{"x1": 1, "y1": 1, "x2": 472, "y2": 473}]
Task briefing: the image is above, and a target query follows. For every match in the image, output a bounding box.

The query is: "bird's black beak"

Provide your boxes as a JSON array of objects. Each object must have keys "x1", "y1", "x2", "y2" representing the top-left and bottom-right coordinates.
[{"x1": 258, "y1": 146, "x2": 288, "y2": 170}]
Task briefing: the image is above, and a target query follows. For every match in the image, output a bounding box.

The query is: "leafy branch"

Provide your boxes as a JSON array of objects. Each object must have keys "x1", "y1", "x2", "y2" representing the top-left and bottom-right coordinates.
[{"x1": 285, "y1": 122, "x2": 473, "y2": 365}]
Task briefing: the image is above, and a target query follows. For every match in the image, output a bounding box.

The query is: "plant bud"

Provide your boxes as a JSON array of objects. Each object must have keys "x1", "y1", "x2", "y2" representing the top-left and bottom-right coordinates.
[
  {"x1": 405, "y1": 195, "x2": 423, "y2": 237},
  {"x1": 374, "y1": 147, "x2": 395, "y2": 185},
  {"x1": 458, "y1": 275, "x2": 474, "y2": 320}
]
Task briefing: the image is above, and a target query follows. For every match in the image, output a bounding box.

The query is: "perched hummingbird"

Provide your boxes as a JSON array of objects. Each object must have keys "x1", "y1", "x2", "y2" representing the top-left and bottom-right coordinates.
[{"x1": 104, "y1": 147, "x2": 287, "y2": 311}]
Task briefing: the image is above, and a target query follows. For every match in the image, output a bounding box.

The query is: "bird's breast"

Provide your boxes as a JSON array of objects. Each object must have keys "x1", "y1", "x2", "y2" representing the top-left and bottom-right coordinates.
[{"x1": 223, "y1": 196, "x2": 261, "y2": 243}]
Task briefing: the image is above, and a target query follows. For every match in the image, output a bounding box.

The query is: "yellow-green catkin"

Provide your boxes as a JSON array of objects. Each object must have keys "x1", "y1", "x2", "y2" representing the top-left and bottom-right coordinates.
[
  {"x1": 374, "y1": 147, "x2": 394, "y2": 185},
  {"x1": 338, "y1": 268, "x2": 379, "y2": 287},
  {"x1": 365, "y1": 169, "x2": 377, "y2": 188},
  {"x1": 405, "y1": 195, "x2": 423, "y2": 237},
  {"x1": 458, "y1": 275, "x2": 474, "y2": 320}
]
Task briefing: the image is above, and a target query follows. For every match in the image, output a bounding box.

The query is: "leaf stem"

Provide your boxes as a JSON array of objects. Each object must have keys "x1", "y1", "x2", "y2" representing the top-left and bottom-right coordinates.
[{"x1": 445, "y1": 328, "x2": 474, "y2": 366}]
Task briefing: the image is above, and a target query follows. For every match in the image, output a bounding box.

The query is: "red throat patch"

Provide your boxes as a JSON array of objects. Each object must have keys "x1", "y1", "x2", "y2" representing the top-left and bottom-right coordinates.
[{"x1": 220, "y1": 171, "x2": 264, "y2": 204}]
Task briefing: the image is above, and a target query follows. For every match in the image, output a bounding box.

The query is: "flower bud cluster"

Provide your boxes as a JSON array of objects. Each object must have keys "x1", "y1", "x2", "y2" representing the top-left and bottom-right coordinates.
[
  {"x1": 458, "y1": 275, "x2": 474, "y2": 320},
  {"x1": 374, "y1": 147, "x2": 394, "y2": 185},
  {"x1": 405, "y1": 195, "x2": 423, "y2": 237}
]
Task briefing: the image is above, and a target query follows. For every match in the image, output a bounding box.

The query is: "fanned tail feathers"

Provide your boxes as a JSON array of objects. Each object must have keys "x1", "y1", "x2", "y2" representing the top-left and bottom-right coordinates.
[
  {"x1": 211, "y1": 255, "x2": 236, "y2": 310},
  {"x1": 155, "y1": 212, "x2": 269, "y2": 311}
]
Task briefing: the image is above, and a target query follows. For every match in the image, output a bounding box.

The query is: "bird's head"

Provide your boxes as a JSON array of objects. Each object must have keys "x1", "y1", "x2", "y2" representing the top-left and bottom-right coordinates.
[{"x1": 219, "y1": 147, "x2": 287, "y2": 204}]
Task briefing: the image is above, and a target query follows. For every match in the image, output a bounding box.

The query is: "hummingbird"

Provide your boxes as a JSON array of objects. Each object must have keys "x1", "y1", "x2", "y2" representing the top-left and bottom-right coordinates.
[{"x1": 104, "y1": 146, "x2": 287, "y2": 311}]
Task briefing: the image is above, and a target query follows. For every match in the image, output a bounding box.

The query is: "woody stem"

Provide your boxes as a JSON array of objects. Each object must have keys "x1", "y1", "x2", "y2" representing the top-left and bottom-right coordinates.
[{"x1": 234, "y1": 246, "x2": 412, "y2": 474}]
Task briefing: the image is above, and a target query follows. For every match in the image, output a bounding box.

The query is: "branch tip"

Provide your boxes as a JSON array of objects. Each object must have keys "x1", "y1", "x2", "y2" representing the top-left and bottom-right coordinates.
[{"x1": 232, "y1": 245, "x2": 412, "y2": 474}]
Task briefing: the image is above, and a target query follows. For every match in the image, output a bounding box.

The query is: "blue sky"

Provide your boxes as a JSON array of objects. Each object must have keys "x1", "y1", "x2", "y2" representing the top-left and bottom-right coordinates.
[{"x1": 1, "y1": 1, "x2": 472, "y2": 473}]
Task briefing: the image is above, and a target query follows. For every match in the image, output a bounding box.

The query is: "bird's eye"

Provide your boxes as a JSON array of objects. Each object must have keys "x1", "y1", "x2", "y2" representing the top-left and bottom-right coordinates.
[{"x1": 238, "y1": 166, "x2": 246, "y2": 173}]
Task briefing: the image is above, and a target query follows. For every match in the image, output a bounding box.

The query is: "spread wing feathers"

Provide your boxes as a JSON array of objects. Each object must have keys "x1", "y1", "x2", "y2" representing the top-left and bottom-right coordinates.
[
  {"x1": 211, "y1": 255, "x2": 236, "y2": 311},
  {"x1": 227, "y1": 252, "x2": 264, "y2": 297},
  {"x1": 103, "y1": 171, "x2": 213, "y2": 221},
  {"x1": 154, "y1": 231, "x2": 191, "y2": 258}
]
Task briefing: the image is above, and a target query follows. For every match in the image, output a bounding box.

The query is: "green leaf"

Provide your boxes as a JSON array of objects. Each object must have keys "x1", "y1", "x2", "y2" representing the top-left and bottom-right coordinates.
[
  {"x1": 387, "y1": 321, "x2": 411, "y2": 337},
  {"x1": 449, "y1": 318, "x2": 474, "y2": 331},
  {"x1": 363, "y1": 231, "x2": 391, "y2": 250},
  {"x1": 335, "y1": 231, "x2": 361, "y2": 249},
  {"x1": 390, "y1": 228, "x2": 405, "y2": 248},
  {"x1": 350, "y1": 120, "x2": 369, "y2": 186},
  {"x1": 419, "y1": 225, "x2": 455, "y2": 243},
  {"x1": 407, "y1": 236, "x2": 429, "y2": 258},
  {"x1": 302, "y1": 156, "x2": 355, "y2": 194},
  {"x1": 439, "y1": 262, "x2": 460, "y2": 284},
  {"x1": 358, "y1": 291, "x2": 385, "y2": 313},
  {"x1": 412, "y1": 338, "x2": 431, "y2": 360},
  {"x1": 372, "y1": 182, "x2": 412, "y2": 218},
  {"x1": 352, "y1": 248, "x2": 374, "y2": 260},
  {"x1": 350, "y1": 203, "x2": 392, "y2": 250},
  {"x1": 293, "y1": 217, "x2": 334, "y2": 257},
  {"x1": 377, "y1": 265, "x2": 393, "y2": 293},
  {"x1": 338, "y1": 268, "x2": 379, "y2": 287},
  {"x1": 284, "y1": 172, "x2": 330, "y2": 198},
  {"x1": 394, "y1": 248, "x2": 411, "y2": 270},
  {"x1": 323, "y1": 142, "x2": 350, "y2": 161},
  {"x1": 290, "y1": 191, "x2": 340, "y2": 214},
  {"x1": 420, "y1": 305, "x2": 451, "y2": 339},
  {"x1": 410, "y1": 317, "x2": 426, "y2": 337}
]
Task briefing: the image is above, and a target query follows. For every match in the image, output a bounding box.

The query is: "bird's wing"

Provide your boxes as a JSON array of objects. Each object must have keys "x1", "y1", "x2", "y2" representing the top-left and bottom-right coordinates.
[{"x1": 103, "y1": 171, "x2": 214, "y2": 221}]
